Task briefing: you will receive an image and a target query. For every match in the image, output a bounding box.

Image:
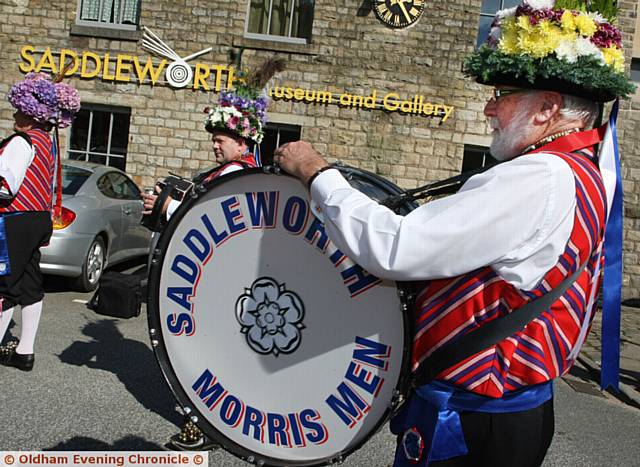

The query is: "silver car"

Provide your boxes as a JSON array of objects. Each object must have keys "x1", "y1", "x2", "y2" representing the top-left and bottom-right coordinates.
[{"x1": 40, "y1": 160, "x2": 151, "y2": 291}]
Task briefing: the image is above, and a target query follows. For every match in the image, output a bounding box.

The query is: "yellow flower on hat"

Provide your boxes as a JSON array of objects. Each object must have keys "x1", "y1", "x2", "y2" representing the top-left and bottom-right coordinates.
[
  {"x1": 574, "y1": 14, "x2": 597, "y2": 37},
  {"x1": 602, "y1": 46, "x2": 625, "y2": 73},
  {"x1": 499, "y1": 17, "x2": 520, "y2": 55},
  {"x1": 539, "y1": 20, "x2": 563, "y2": 46},
  {"x1": 519, "y1": 33, "x2": 550, "y2": 58},
  {"x1": 560, "y1": 10, "x2": 576, "y2": 32},
  {"x1": 517, "y1": 21, "x2": 558, "y2": 59},
  {"x1": 517, "y1": 14, "x2": 534, "y2": 32}
]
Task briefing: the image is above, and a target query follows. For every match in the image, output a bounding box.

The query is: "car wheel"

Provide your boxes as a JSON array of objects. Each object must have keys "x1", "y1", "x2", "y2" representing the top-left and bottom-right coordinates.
[{"x1": 75, "y1": 236, "x2": 106, "y2": 292}]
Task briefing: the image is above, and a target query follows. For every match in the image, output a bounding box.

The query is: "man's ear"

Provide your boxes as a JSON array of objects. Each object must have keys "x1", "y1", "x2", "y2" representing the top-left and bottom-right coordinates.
[{"x1": 533, "y1": 92, "x2": 563, "y2": 124}]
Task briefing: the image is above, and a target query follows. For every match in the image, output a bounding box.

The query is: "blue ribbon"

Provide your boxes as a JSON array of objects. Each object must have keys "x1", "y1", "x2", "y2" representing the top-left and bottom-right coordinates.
[
  {"x1": 600, "y1": 100, "x2": 622, "y2": 392},
  {"x1": 391, "y1": 381, "x2": 553, "y2": 466},
  {"x1": 254, "y1": 144, "x2": 262, "y2": 167},
  {"x1": 0, "y1": 216, "x2": 10, "y2": 276}
]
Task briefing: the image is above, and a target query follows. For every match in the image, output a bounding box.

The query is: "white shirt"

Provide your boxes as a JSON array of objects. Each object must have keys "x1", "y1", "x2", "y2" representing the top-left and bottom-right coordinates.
[
  {"x1": 0, "y1": 136, "x2": 35, "y2": 196},
  {"x1": 166, "y1": 163, "x2": 244, "y2": 219},
  {"x1": 310, "y1": 153, "x2": 577, "y2": 291}
]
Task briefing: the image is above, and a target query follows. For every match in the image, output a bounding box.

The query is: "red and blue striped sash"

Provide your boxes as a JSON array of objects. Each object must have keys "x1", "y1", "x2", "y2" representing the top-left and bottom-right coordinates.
[
  {"x1": 412, "y1": 150, "x2": 606, "y2": 398},
  {"x1": 203, "y1": 154, "x2": 258, "y2": 183},
  {"x1": 0, "y1": 128, "x2": 54, "y2": 213}
]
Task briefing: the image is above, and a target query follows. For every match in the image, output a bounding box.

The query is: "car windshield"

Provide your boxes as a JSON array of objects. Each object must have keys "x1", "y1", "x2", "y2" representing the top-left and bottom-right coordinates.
[{"x1": 61, "y1": 165, "x2": 92, "y2": 195}]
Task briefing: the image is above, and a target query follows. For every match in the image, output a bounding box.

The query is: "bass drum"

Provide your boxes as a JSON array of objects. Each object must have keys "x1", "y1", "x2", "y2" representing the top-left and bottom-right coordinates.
[{"x1": 148, "y1": 166, "x2": 416, "y2": 466}]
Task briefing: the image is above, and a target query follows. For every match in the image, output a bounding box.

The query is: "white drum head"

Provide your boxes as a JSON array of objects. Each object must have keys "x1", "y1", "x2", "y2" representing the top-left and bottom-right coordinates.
[{"x1": 148, "y1": 169, "x2": 410, "y2": 465}]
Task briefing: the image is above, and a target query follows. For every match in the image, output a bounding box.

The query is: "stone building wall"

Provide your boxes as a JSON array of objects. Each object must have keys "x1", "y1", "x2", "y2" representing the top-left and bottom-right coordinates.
[
  {"x1": 0, "y1": 0, "x2": 639, "y2": 299},
  {"x1": 618, "y1": 0, "x2": 640, "y2": 299}
]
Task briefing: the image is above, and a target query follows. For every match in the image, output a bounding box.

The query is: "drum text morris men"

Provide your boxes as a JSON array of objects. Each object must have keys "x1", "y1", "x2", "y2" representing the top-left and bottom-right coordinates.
[
  {"x1": 274, "y1": 0, "x2": 634, "y2": 465},
  {"x1": 0, "y1": 72, "x2": 80, "y2": 372}
]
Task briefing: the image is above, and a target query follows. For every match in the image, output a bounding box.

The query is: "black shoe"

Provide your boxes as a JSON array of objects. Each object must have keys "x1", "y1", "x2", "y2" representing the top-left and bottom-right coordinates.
[
  {"x1": 0, "y1": 347, "x2": 34, "y2": 371},
  {"x1": 165, "y1": 420, "x2": 218, "y2": 451}
]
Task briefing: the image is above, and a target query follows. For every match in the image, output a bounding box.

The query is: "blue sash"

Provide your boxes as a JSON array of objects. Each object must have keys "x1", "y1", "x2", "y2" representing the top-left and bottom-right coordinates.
[
  {"x1": 0, "y1": 216, "x2": 10, "y2": 276},
  {"x1": 599, "y1": 101, "x2": 622, "y2": 391},
  {"x1": 391, "y1": 380, "x2": 553, "y2": 466}
]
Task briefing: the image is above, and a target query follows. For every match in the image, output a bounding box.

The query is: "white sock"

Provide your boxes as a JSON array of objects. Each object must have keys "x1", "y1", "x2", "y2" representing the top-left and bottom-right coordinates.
[
  {"x1": 16, "y1": 301, "x2": 42, "y2": 355},
  {"x1": 0, "y1": 306, "x2": 15, "y2": 344}
]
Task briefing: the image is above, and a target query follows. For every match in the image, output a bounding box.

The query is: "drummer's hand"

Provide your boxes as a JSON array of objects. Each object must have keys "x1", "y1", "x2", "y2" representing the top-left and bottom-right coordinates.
[
  {"x1": 142, "y1": 186, "x2": 172, "y2": 215},
  {"x1": 274, "y1": 141, "x2": 330, "y2": 187},
  {"x1": 141, "y1": 186, "x2": 159, "y2": 215}
]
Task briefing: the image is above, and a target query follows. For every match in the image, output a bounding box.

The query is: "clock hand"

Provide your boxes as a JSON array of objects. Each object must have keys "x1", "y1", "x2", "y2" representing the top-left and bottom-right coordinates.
[{"x1": 396, "y1": 0, "x2": 412, "y2": 24}]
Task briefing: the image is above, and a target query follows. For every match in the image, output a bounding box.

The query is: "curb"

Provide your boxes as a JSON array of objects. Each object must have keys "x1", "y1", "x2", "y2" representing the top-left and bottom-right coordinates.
[{"x1": 577, "y1": 353, "x2": 640, "y2": 408}]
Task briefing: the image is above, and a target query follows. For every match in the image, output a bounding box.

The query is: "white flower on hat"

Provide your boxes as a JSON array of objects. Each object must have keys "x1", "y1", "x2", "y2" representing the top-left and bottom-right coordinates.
[
  {"x1": 575, "y1": 36, "x2": 605, "y2": 63},
  {"x1": 495, "y1": 7, "x2": 517, "y2": 19},
  {"x1": 555, "y1": 39, "x2": 578, "y2": 63},
  {"x1": 487, "y1": 26, "x2": 503, "y2": 48},
  {"x1": 209, "y1": 110, "x2": 222, "y2": 124},
  {"x1": 524, "y1": 0, "x2": 555, "y2": 10},
  {"x1": 586, "y1": 11, "x2": 607, "y2": 24}
]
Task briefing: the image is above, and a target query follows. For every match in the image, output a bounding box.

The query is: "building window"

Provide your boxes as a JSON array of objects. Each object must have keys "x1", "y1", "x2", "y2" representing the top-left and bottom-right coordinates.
[
  {"x1": 631, "y1": 58, "x2": 640, "y2": 82},
  {"x1": 76, "y1": 0, "x2": 141, "y2": 30},
  {"x1": 245, "y1": 0, "x2": 315, "y2": 44},
  {"x1": 462, "y1": 145, "x2": 497, "y2": 174},
  {"x1": 258, "y1": 123, "x2": 302, "y2": 165},
  {"x1": 477, "y1": 0, "x2": 520, "y2": 47},
  {"x1": 68, "y1": 104, "x2": 131, "y2": 172}
]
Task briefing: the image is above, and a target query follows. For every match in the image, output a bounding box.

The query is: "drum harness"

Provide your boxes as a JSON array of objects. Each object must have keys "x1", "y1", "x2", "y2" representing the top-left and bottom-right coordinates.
[{"x1": 378, "y1": 164, "x2": 589, "y2": 390}]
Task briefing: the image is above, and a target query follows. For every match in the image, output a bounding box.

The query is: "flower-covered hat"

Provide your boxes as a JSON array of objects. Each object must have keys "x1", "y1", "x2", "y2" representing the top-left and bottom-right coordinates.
[
  {"x1": 464, "y1": 0, "x2": 636, "y2": 102},
  {"x1": 204, "y1": 58, "x2": 285, "y2": 144},
  {"x1": 8, "y1": 72, "x2": 81, "y2": 128}
]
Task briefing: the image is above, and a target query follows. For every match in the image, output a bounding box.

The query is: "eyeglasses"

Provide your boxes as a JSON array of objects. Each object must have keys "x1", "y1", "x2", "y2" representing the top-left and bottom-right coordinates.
[{"x1": 492, "y1": 88, "x2": 528, "y2": 101}]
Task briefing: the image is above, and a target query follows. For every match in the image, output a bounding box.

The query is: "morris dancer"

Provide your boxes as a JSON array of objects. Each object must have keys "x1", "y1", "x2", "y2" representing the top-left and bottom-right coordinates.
[
  {"x1": 142, "y1": 58, "x2": 285, "y2": 220},
  {"x1": 0, "y1": 72, "x2": 80, "y2": 372},
  {"x1": 274, "y1": 1, "x2": 633, "y2": 465}
]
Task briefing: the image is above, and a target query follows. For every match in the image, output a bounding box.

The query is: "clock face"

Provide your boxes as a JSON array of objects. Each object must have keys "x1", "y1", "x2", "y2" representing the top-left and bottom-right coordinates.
[{"x1": 373, "y1": 0, "x2": 425, "y2": 29}]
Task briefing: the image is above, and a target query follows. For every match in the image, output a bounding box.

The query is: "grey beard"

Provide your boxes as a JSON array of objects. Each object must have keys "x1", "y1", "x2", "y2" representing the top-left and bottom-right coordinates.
[
  {"x1": 489, "y1": 111, "x2": 533, "y2": 161},
  {"x1": 490, "y1": 131, "x2": 520, "y2": 161}
]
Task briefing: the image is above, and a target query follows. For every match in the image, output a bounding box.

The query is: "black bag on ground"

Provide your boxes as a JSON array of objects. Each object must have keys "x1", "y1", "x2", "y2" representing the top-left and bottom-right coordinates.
[{"x1": 87, "y1": 271, "x2": 143, "y2": 319}]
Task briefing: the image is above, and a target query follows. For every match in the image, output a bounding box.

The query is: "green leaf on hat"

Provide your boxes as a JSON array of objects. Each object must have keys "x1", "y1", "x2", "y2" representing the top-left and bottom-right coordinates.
[{"x1": 554, "y1": 0, "x2": 618, "y2": 22}]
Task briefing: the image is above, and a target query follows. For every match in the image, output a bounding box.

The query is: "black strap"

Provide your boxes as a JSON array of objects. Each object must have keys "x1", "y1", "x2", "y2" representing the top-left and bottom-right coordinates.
[
  {"x1": 0, "y1": 132, "x2": 32, "y2": 150},
  {"x1": 413, "y1": 260, "x2": 588, "y2": 387},
  {"x1": 140, "y1": 184, "x2": 174, "y2": 232}
]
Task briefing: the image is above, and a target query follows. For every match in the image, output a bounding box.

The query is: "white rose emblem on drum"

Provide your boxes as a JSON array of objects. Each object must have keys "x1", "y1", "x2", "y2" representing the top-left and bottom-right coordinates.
[{"x1": 235, "y1": 277, "x2": 305, "y2": 356}]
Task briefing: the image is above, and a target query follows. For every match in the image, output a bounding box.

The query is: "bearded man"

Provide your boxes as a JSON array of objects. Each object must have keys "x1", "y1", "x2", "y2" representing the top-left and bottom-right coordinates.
[{"x1": 274, "y1": 1, "x2": 633, "y2": 465}]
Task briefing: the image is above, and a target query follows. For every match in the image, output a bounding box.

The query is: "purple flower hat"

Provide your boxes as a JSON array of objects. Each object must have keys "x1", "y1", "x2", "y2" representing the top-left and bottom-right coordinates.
[{"x1": 8, "y1": 73, "x2": 81, "y2": 128}]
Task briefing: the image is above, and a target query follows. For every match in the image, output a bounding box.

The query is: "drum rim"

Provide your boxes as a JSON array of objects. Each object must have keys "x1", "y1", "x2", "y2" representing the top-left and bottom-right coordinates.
[
  {"x1": 332, "y1": 164, "x2": 418, "y2": 213},
  {"x1": 147, "y1": 166, "x2": 414, "y2": 467}
]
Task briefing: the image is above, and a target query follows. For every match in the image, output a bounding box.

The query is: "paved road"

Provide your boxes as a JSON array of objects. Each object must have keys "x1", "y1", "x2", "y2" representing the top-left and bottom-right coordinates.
[{"x1": 1, "y1": 276, "x2": 639, "y2": 466}]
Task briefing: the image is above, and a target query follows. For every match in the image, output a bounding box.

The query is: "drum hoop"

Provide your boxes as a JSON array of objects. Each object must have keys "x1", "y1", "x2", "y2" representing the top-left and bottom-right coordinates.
[
  {"x1": 330, "y1": 164, "x2": 419, "y2": 213},
  {"x1": 147, "y1": 166, "x2": 415, "y2": 467}
]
